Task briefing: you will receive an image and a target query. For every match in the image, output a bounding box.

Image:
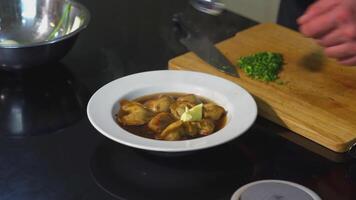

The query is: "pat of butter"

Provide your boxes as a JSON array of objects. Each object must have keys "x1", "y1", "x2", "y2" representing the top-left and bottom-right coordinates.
[{"x1": 180, "y1": 103, "x2": 203, "y2": 122}]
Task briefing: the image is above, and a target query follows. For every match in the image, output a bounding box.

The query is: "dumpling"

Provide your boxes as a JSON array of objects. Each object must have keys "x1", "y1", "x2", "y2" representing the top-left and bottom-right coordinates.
[
  {"x1": 182, "y1": 122, "x2": 199, "y2": 137},
  {"x1": 203, "y1": 103, "x2": 225, "y2": 121},
  {"x1": 158, "y1": 119, "x2": 215, "y2": 140},
  {"x1": 177, "y1": 94, "x2": 201, "y2": 105},
  {"x1": 144, "y1": 95, "x2": 175, "y2": 113},
  {"x1": 148, "y1": 112, "x2": 176, "y2": 134},
  {"x1": 197, "y1": 119, "x2": 215, "y2": 135},
  {"x1": 169, "y1": 101, "x2": 195, "y2": 119},
  {"x1": 159, "y1": 120, "x2": 185, "y2": 141},
  {"x1": 118, "y1": 100, "x2": 155, "y2": 125},
  {"x1": 183, "y1": 119, "x2": 215, "y2": 137}
]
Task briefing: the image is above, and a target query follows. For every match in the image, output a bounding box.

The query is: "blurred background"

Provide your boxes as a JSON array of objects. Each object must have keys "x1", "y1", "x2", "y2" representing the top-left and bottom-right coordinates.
[{"x1": 224, "y1": 0, "x2": 281, "y2": 23}]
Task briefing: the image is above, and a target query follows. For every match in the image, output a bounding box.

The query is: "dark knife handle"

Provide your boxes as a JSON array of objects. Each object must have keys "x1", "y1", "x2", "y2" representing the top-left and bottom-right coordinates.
[{"x1": 172, "y1": 14, "x2": 190, "y2": 40}]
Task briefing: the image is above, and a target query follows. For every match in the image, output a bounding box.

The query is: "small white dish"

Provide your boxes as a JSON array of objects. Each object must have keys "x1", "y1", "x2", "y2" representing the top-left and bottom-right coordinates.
[
  {"x1": 231, "y1": 180, "x2": 321, "y2": 200},
  {"x1": 87, "y1": 70, "x2": 257, "y2": 152}
]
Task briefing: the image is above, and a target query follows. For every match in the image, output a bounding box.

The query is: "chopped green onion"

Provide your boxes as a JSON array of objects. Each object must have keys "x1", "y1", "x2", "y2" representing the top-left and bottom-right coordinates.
[
  {"x1": 47, "y1": 3, "x2": 72, "y2": 40},
  {"x1": 238, "y1": 52, "x2": 284, "y2": 82}
]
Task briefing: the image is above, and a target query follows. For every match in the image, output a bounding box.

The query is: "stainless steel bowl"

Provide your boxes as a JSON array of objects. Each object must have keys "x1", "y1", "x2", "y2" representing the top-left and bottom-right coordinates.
[{"x1": 0, "y1": 0, "x2": 90, "y2": 70}]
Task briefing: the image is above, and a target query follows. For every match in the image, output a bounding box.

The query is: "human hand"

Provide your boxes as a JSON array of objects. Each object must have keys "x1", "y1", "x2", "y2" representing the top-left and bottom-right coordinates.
[{"x1": 298, "y1": 0, "x2": 356, "y2": 65}]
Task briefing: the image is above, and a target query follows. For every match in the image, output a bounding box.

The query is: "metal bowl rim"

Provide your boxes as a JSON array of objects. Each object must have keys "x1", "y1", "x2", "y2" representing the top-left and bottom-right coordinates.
[{"x1": 0, "y1": 1, "x2": 90, "y2": 49}]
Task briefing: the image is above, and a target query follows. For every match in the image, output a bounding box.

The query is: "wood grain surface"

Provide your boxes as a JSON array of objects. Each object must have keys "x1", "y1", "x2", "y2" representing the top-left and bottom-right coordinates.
[{"x1": 168, "y1": 23, "x2": 356, "y2": 153}]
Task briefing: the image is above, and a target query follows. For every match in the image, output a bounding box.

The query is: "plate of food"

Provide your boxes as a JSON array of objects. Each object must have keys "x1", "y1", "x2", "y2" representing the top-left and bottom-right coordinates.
[{"x1": 87, "y1": 70, "x2": 257, "y2": 152}]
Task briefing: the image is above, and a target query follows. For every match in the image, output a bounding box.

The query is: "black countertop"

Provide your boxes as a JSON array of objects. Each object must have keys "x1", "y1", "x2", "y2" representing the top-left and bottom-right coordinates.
[{"x1": 1, "y1": 0, "x2": 356, "y2": 199}]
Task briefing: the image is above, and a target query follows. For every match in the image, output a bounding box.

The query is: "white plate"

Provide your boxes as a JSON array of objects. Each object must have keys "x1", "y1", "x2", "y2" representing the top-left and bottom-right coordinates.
[{"x1": 87, "y1": 70, "x2": 257, "y2": 152}]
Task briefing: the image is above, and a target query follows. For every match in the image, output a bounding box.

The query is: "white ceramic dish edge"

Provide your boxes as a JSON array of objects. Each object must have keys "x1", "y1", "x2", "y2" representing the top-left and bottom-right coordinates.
[
  {"x1": 87, "y1": 70, "x2": 257, "y2": 152},
  {"x1": 230, "y1": 180, "x2": 322, "y2": 200}
]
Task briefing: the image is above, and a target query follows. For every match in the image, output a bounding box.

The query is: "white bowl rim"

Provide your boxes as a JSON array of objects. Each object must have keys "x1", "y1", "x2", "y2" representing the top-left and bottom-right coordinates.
[{"x1": 87, "y1": 70, "x2": 257, "y2": 152}]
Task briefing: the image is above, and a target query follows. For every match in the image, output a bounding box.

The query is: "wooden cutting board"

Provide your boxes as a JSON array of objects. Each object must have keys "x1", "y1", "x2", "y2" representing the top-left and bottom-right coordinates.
[{"x1": 168, "y1": 23, "x2": 356, "y2": 153}]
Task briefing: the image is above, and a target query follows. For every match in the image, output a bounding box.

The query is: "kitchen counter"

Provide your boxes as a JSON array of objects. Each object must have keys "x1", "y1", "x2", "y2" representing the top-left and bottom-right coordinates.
[{"x1": 0, "y1": 0, "x2": 355, "y2": 199}]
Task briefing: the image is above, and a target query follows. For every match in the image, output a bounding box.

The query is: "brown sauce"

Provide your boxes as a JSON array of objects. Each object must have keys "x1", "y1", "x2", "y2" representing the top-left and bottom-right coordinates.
[{"x1": 117, "y1": 93, "x2": 227, "y2": 140}]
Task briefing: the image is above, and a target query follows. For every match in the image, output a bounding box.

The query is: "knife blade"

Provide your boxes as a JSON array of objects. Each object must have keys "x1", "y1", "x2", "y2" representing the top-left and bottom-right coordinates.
[{"x1": 172, "y1": 14, "x2": 239, "y2": 77}]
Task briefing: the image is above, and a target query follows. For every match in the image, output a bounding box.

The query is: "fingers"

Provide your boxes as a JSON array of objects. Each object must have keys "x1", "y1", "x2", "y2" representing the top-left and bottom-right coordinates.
[
  {"x1": 297, "y1": 0, "x2": 342, "y2": 24},
  {"x1": 298, "y1": 0, "x2": 356, "y2": 66},
  {"x1": 324, "y1": 42, "x2": 356, "y2": 66},
  {"x1": 334, "y1": 4, "x2": 356, "y2": 38},
  {"x1": 320, "y1": 26, "x2": 356, "y2": 66},
  {"x1": 342, "y1": 22, "x2": 356, "y2": 38},
  {"x1": 299, "y1": 4, "x2": 356, "y2": 40},
  {"x1": 299, "y1": 11, "x2": 338, "y2": 38},
  {"x1": 339, "y1": 56, "x2": 356, "y2": 66},
  {"x1": 318, "y1": 29, "x2": 349, "y2": 47},
  {"x1": 324, "y1": 42, "x2": 356, "y2": 59}
]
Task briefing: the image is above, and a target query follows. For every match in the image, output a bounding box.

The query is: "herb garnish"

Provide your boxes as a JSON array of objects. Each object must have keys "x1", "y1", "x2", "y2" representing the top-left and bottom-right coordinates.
[{"x1": 238, "y1": 52, "x2": 283, "y2": 82}]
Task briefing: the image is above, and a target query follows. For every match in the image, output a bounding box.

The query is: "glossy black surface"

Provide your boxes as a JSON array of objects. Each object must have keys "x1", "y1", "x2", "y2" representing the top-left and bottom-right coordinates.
[
  {"x1": 0, "y1": 63, "x2": 88, "y2": 137},
  {"x1": 1, "y1": 0, "x2": 356, "y2": 200}
]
